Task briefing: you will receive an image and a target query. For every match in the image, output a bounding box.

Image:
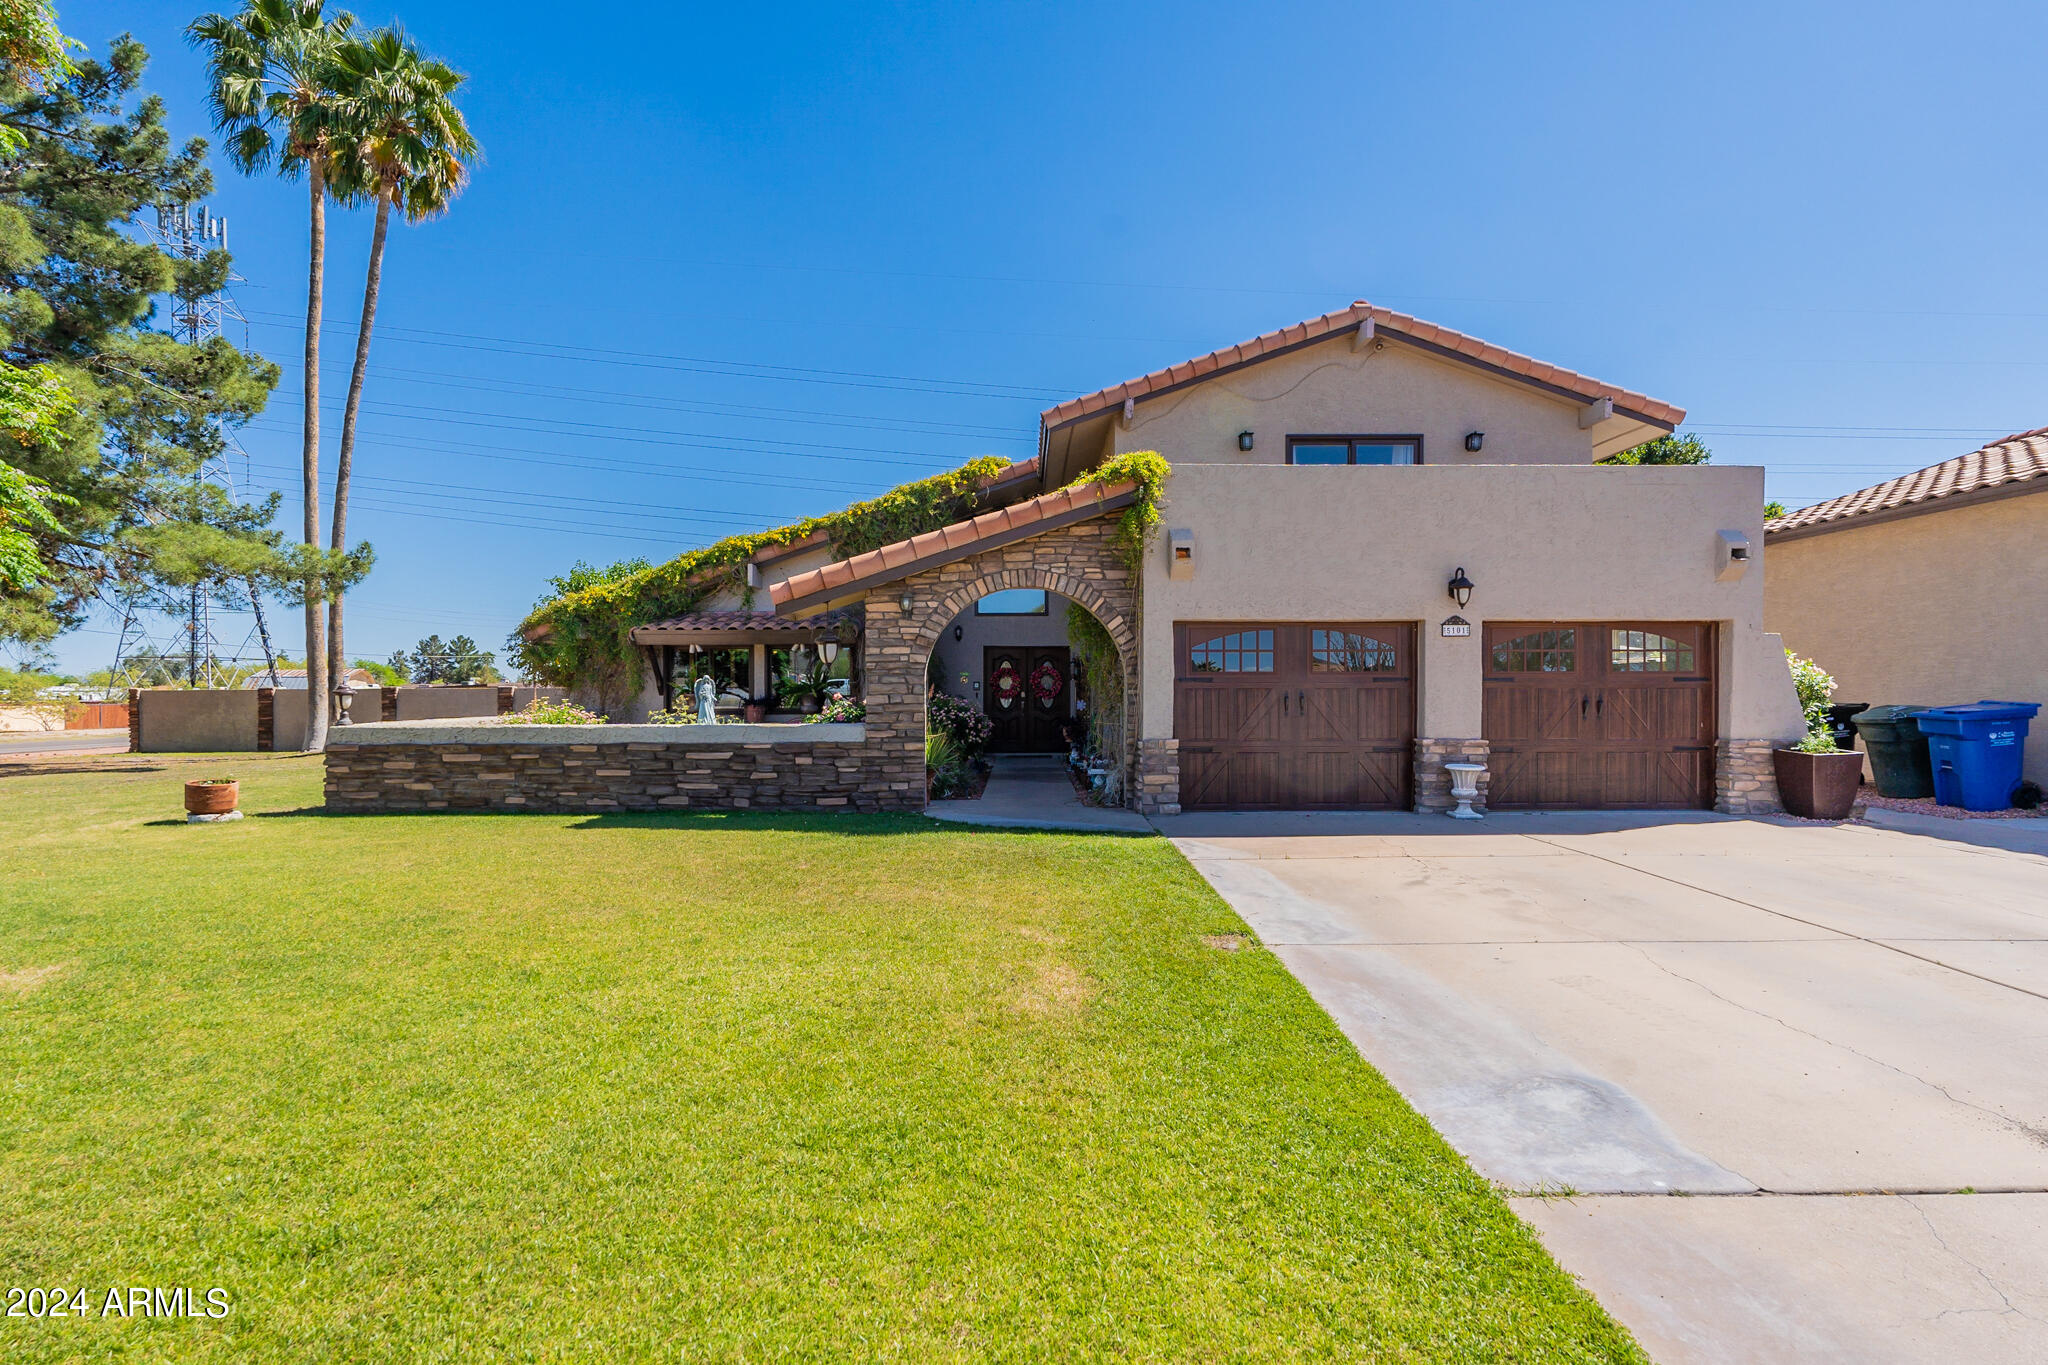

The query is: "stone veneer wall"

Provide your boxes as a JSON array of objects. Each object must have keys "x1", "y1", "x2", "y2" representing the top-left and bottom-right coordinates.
[
  {"x1": 1714, "y1": 738, "x2": 1783, "y2": 815},
  {"x1": 1413, "y1": 738, "x2": 1491, "y2": 813},
  {"x1": 860, "y1": 517, "x2": 1142, "y2": 811},
  {"x1": 324, "y1": 726, "x2": 880, "y2": 812},
  {"x1": 1134, "y1": 738, "x2": 1179, "y2": 816}
]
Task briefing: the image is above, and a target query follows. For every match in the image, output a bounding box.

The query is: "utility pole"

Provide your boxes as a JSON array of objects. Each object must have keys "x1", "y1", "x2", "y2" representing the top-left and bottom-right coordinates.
[{"x1": 114, "y1": 201, "x2": 276, "y2": 689}]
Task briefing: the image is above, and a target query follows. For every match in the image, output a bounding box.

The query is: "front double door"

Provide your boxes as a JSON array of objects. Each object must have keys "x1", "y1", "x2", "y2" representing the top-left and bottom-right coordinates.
[
  {"x1": 1174, "y1": 622, "x2": 1416, "y2": 810},
  {"x1": 984, "y1": 646, "x2": 1070, "y2": 753}
]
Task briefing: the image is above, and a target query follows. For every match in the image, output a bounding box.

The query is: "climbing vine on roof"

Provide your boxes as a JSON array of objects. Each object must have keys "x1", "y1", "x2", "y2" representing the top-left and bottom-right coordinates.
[
  {"x1": 511, "y1": 458, "x2": 1012, "y2": 704},
  {"x1": 1073, "y1": 449, "x2": 1170, "y2": 573}
]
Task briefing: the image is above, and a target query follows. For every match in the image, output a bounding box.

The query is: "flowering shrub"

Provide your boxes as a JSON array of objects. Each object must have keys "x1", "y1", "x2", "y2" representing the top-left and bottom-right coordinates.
[
  {"x1": 509, "y1": 698, "x2": 606, "y2": 725},
  {"x1": 927, "y1": 690, "x2": 991, "y2": 755},
  {"x1": 808, "y1": 695, "x2": 866, "y2": 723},
  {"x1": 1784, "y1": 649, "x2": 1841, "y2": 751}
]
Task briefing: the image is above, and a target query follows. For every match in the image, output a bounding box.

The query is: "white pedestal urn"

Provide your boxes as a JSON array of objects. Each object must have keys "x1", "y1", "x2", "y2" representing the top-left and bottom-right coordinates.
[{"x1": 1444, "y1": 762, "x2": 1486, "y2": 820}]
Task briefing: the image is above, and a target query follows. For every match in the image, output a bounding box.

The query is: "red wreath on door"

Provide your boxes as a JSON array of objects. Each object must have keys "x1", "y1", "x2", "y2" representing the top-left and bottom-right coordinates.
[
  {"x1": 1031, "y1": 659, "x2": 1064, "y2": 708},
  {"x1": 991, "y1": 657, "x2": 1022, "y2": 709}
]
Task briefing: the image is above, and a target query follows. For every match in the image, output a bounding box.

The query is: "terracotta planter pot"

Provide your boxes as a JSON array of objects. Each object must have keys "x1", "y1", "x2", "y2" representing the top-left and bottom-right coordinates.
[
  {"x1": 184, "y1": 780, "x2": 239, "y2": 816},
  {"x1": 743, "y1": 701, "x2": 768, "y2": 724},
  {"x1": 1772, "y1": 749, "x2": 1863, "y2": 820}
]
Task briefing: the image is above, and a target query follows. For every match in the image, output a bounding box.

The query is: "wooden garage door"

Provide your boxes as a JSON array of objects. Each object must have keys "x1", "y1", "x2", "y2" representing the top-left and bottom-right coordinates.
[
  {"x1": 1483, "y1": 622, "x2": 1716, "y2": 809},
  {"x1": 1175, "y1": 623, "x2": 1415, "y2": 810}
]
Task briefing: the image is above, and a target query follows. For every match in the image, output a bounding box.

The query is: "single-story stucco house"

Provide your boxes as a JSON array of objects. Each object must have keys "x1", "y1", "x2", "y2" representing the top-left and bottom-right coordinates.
[
  {"x1": 332, "y1": 301, "x2": 1807, "y2": 815},
  {"x1": 1764, "y1": 427, "x2": 2047, "y2": 788}
]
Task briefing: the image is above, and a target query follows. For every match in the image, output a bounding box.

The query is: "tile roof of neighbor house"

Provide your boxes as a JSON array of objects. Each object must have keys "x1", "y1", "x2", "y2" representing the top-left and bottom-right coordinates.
[
  {"x1": 769, "y1": 477, "x2": 1138, "y2": 612},
  {"x1": 1767, "y1": 427, "x2": 2048, "y2": 536},
  {"x1": 1037, "y1": 299, "x2": 1687, "y2": 431}
]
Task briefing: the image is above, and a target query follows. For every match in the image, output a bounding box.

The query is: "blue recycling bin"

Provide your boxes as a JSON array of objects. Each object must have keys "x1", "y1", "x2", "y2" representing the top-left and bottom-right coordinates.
[{"x1": 1913, "y1": 701, "x2": 2040, "y2": 811}]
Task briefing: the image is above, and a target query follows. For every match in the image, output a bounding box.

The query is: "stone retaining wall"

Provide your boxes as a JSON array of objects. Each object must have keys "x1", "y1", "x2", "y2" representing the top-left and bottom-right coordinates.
[{"x1": 324, "y1": 722, "x2": 881, "y2": 813}]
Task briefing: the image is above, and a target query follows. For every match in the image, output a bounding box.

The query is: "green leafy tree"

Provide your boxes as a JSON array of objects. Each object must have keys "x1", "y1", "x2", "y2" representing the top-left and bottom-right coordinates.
[
  {"x1": 322, "y1": 26, "x2": 476, "y2": 688},
  {"x1": 191, "y1": 0, "x2": 357, "y2": 750},
  {"x1": 0, "y1": 35, "x2": 282, "y2": 646},
  {"x1": 407, "y1": 632, "x2": 445, "y2": 683},
  {"x1": 382, "y1": 647, "x2": 409, "y2": 681},
  {"x1": 1601, "y1": 433, "x2": 1712, "y2": 466},
  {"x1": 349, "y1": 655, "x2": 399, "y2": 685},
  {"x1": 1765, "y1": 500, "x2": 1787, "y2": 520},
  {"x1": 0, "y1": 1, "x2": 75, "y2": 149}
]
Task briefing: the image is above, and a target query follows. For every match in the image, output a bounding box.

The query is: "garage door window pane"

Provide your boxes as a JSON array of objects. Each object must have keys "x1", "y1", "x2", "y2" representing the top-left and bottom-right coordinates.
[
  {"x1": 1609, "y1": 629, "x2": 1694, "y2": 672},
  {"x1": 1491, "y1": 629, "x2": 1576, "y2": 673},
  {"x1": 1189, "y1": 630, "x2": 1274, "y2": 673},
  {"x1": 1312, "y1": 630, "x2": 1397, "y2": 671}
]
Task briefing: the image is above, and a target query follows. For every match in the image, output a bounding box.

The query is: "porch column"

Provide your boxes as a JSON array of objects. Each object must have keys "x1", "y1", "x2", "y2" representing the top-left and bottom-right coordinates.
[{"x1": 750, "y1": 642, "x2": 768, "y2": 702}]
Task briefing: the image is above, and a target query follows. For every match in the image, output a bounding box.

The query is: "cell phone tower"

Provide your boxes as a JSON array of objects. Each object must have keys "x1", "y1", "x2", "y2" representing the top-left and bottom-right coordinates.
[{"x1": 110, "y1": 202, "x2": 280, "y2": 690}]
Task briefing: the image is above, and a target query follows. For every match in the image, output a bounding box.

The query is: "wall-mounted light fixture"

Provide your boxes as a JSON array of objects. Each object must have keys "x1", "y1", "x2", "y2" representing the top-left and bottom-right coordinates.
[
  {"x1": 1464, "y1": 431, "x2": 1485, "y2": 453},
  {"x1": 1237, "y1": 430, "x2": 1255, "y2": 452},
  {"x1": 898, "y1": 590, "x2": 914, "y2": 613},
  {"x1": 818, "y1": 638, "x2": 840, "y2": 665},
  {"x1": 1447, "y1": 567, "x2": 1475, "y2": 608},
  {"x1": 332, "y1": 676, "x2": 355, "y2": 727},
  {"x1": 953, "y1": 623, "x2": 964, "y2": 642}
]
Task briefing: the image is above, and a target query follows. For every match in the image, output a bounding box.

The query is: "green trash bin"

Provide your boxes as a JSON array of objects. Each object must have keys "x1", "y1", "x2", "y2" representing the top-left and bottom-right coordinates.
[{"x1": 1852, "y1": 705, "x2": 1935, "y2": 798}]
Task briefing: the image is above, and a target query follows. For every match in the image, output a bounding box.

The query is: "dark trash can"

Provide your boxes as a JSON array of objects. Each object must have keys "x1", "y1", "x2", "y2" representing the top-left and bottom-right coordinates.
[
  {"x1": 1913, "y1": 701, "x2": 2041, "y2": 811},
  {"x1": 1851, "y1": 704, "x2": 1934, "y2": 799},
  {"x1": 1825, "y1": 702, "x2": 1869, "y2": 754}
]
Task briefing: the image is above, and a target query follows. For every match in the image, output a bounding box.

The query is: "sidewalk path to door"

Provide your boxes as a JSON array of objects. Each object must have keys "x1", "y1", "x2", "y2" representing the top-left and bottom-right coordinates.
[
  {"x1": 1156, "y1": 808, "x2": 2048, "y2": 1365},
  {"x1": 925, "y1": 754, "x2": 1151, "y2": 833}
]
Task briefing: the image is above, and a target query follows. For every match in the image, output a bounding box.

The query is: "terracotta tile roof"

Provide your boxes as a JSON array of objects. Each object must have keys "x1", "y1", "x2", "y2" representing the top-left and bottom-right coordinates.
[
  {"x1": 1767, "y1": 427, "x2": 2048, "y2": 535},
  {"x1": 630, "y1": 609, "x2": 857, "y2": 640},
  {"x1": 770, "y1": 478, "x2": 1136, "y2": 611},
  {"x1": 1038, "y1": 299, "x2": 1685, "y2": 431}
]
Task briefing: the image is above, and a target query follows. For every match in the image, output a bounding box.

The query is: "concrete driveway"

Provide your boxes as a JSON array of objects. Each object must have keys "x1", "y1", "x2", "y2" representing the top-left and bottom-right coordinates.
[{"x1": 1160, "y1": 809, "x2": 2048, "y2": 1364}]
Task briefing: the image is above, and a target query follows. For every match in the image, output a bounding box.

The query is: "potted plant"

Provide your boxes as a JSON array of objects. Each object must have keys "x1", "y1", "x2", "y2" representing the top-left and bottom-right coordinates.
[
  {"x1": 743, "y1": 698, "x2": 769, "y2": 724},
  {"x1": 184, "y1": 777, "x2": 239, "y2": 817},
  {"x1": 1773, "y1": 651, "x2": 1864, "y2": 819}
]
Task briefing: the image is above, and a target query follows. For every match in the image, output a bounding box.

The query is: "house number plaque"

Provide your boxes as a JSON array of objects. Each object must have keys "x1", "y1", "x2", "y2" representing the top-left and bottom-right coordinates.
[{"x1": 1440, "y1": 616, "x2": 1472, "y2": 638}]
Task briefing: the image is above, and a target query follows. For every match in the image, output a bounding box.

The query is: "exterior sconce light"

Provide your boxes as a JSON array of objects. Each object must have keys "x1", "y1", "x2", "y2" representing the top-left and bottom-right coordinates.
[
  {"x1": 332, "y1": 675, "x2": 355, "y2": 727},
  {"x1": 953, "y1": 623, "x2": 964, "y2": 642},
  {"x1": 818, "y1": 638, "x2": 840, "y2": 665},
  {"x1": 898, "y1": 590, "x2": 914, "y2": 613},
  {"x1": 1447, "y1": 567, "x2": 1475, "y2": 608},
  {"x1": 1237, "y1": 430, "x2": 1254, "y2": 452},
  {"x1": 1464, "y1": 431, "x2": 1484, "y2": 453}
]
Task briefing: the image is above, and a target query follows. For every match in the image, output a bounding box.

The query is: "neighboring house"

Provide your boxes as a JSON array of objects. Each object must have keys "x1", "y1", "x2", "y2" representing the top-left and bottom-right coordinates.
[
  {"x1": 244, "y1": 667, "x2": 379, "y2": 690},
  {"x1": 626, "y1": 300, "x2": 1804, "y2": 815},
  {"x1": 1764, "y1": 428, "x2": 2047, "y2": 787}
]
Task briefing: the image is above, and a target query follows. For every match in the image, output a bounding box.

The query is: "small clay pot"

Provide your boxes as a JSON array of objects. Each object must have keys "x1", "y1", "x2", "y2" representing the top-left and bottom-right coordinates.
[
  {"x1": 743, "y1": 701, "x2": 768, "y2": 724},
  {"x1": 184, "y1": 779, "x2": 239, "y2": 816}
]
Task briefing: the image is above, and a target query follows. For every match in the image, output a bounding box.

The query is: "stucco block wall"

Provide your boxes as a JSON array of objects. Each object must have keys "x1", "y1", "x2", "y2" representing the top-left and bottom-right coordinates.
[
  {"x1": 134, "y1": 689, "x2": 258, "y2": 752},
  {"x1": 1140, "y1": 464, "x2": 1805, "y2": 751},
  {"x1": 1111, "y1": 335, "x2": 1606, "y2": 468},
  {"x1": 861, "y1": 518, "x2": 1141, "y2": 809},
  {"x1": 1765, "y1": 492, "x2": 2048, "y2": 787}
]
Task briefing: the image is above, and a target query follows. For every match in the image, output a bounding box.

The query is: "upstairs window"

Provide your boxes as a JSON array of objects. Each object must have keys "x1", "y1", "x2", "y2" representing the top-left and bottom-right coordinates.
[{"x1": 1288, "y1": 435, "x2": 1421, "y2": 466}]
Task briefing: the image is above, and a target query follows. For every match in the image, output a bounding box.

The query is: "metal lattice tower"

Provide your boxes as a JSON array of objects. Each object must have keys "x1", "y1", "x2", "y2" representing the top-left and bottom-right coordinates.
[{"x1": 109, "y1": 202, "x2": 278, "y2": 689}]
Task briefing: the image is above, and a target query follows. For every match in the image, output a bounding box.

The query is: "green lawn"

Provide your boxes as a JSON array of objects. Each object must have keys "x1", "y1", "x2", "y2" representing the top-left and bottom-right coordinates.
[{"x1": 0, "y1": 754, "x2": 1642, "y2": 1362}]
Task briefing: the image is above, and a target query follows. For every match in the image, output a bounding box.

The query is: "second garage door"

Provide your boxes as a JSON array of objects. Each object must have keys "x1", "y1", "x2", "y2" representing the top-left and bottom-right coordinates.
[
  {"x1": 1483, "y1": 621, "x2": 1717, "y2": 809},
  {"x1": 1175, "y1": 622, "x2": 1415, "y2": 810}
]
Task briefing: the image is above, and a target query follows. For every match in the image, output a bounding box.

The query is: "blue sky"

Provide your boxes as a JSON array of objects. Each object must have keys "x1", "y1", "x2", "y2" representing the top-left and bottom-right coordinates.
[{"x1": 47, "y1": 0, "x2": 2048, "y2": 675}]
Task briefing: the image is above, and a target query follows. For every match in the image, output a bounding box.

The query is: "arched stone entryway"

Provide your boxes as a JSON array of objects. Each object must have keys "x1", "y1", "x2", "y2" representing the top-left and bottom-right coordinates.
[{"x1": 857, "y1": 517, "x2": 1141, "y2": 809}]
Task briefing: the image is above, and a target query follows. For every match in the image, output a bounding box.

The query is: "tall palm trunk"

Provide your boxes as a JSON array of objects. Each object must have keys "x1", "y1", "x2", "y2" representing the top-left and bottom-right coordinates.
[
  {"x1": 329, "y1": 184, "x2": 391, "y2": 691},
  {"x1": 302, "y1": 158, "x2": 329, "y2": 752}
]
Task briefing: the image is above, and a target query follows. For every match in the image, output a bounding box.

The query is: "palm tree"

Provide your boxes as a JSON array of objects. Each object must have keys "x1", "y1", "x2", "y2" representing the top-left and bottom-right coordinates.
[
  {"x1": 189, "y1": 0, "x2": 354, "y2": 752},
  {"x1": 324, "y1": 28, "x2": 478, "y2": 688}
]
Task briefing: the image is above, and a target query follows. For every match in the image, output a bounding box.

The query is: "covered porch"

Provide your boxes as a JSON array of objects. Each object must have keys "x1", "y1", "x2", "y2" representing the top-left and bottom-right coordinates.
[{"x1": 629, "y1": 609, "x2": 862, "y2": 719}]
